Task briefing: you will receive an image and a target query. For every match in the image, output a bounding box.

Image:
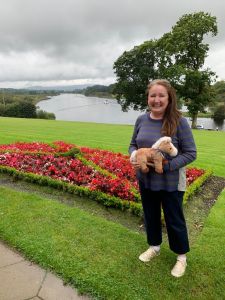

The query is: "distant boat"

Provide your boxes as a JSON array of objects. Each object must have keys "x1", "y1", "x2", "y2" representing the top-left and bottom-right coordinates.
[{"x1": 196, "y1": 124, "x2": 204, "y2": 129}]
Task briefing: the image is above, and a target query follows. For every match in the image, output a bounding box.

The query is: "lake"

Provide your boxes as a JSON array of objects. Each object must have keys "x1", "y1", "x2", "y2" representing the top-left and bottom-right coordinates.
[{"x1": 37, "y1": 93, "x2": 225, "y2": 131}]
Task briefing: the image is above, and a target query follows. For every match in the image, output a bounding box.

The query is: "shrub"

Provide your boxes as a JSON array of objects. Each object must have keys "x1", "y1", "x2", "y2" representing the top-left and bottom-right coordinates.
[{"x1": 36, "y1": 109, "x2": 56, "y2": 120}]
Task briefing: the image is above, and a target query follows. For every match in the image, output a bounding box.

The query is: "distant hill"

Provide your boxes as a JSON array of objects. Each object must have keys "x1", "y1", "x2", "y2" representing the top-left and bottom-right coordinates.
[{"x1": 0, "y1": 83, "x2": 116, "y2": 98}]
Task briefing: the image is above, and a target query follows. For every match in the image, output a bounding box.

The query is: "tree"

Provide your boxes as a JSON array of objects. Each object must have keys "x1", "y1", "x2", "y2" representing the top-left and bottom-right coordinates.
[
  {"x1": 84, "y1": 85, "x2": 109, "y2": 96},
  {"x1": 179, "y1": 69, "x2": 216, "y2": 127},
  {"x1": 161, "y1": 12, "x2": 217, "y2": 70},
  {"x1": 213, "y1": 80, "x2": 225, "y2": 103},
  {"x1": 113, "y1": 12, "x2": 218, "y2": 127},
  {"x1": 212, "y1": 104, "x2": 225, "y2": 126},
  {"x1": 161, "y1": 12, "x2": 218, "y2": 128},
  {"x1": 0, "y1": 104, "x2": 6, "y2": 116},
  {"x1": 5, "y1": 101, "x2": 37, "y2": 118},
  {"x1": 113, "y1": 40, "x2": 160, "y2": 111},
  {"x1": 36, "y1": 109, "x2": 55, "y2": 120}
]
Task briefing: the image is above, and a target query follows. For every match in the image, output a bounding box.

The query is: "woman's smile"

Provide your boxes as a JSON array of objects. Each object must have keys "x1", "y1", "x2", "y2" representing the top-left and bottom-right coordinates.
[{"x1": 148, "y1": 84, "x2": 169, "y2": 118}]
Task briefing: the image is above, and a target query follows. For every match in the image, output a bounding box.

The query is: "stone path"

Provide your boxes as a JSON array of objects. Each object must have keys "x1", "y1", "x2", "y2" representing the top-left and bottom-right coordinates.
[{"x1": 0, "y1": 241, "x2": 89, "y2": 300}]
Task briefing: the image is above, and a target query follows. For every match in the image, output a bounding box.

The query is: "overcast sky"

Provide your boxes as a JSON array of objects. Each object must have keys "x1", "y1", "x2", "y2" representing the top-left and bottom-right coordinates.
[{"x1": 0, "y1": 0, "x2": 225, "y2": 88}]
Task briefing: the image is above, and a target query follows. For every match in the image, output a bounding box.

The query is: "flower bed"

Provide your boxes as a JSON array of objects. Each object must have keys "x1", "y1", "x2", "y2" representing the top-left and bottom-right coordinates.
[{"x1": 0, "y1": 141, "x2": 211, "y2": 216}]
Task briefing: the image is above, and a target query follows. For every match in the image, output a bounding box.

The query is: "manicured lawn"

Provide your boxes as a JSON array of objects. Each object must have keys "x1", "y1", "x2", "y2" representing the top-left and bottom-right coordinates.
[
  {"x1": 192, "y1": 129, "x2": 225, "y2": 177},
  {"x1": 0, "y1": 186, "x2": 224, "y2": 299},
  {"x1": 1, "y1": 117, "x2": 225, "y2": 176},
  {"x1": 0, "y1": 117, "x2": 132, "y2": 153}
]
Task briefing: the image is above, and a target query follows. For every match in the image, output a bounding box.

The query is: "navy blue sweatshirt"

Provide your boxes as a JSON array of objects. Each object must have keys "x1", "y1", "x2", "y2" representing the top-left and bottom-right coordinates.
[{"x1": 129, "y1": 113, "x2": 197, "y2": 191}]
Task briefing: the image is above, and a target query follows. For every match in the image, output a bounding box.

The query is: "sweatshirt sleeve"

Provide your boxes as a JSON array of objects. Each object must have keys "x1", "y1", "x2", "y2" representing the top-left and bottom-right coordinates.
[
  {"x1": 128, "y1": 116, "x2": 141, "y2": 155},
  {"x1": 164, "y1": 117, "x2": 197, "y2": 172}
]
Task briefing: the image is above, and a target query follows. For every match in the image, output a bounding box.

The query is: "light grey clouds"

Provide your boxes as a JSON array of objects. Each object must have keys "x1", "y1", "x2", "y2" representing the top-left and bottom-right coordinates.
[{"x1": 0, "y1": 0, "x2": 224, "y2": 88}]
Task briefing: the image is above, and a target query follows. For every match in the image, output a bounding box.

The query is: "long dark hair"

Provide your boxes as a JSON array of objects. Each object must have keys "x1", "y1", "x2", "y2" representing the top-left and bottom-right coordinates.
[{"x1": 147, "y1": 79, "x2": 181, "y2": 136}]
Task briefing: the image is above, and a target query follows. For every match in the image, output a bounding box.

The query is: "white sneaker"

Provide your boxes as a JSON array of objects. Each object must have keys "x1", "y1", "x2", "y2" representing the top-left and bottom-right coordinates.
[
  {"x1": 171, "y1": 260, "x2": 187, "y2": 277},
  {"x1": 139, "y1": 247, "x2": 160, "y2": 262}
]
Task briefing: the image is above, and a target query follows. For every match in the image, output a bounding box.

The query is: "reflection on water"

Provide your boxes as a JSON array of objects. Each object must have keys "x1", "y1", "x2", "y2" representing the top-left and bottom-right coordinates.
[{"x1": 37, "y1": 93, "x2": 225, "y2": 131}]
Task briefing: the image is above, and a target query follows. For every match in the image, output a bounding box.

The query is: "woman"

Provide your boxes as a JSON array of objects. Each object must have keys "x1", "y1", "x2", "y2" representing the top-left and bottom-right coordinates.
[{"x1": 129, "y1": 79, "x2": 196, "y2": 277}]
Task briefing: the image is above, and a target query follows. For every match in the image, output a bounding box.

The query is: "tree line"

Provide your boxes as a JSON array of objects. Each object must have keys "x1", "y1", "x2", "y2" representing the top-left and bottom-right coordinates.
[
  {"x1": 0, "y1": 90, "x2": 56, "y2": 119},
  {"x1": 75, "y1": 84, "x2": 116, "y2": 98}
]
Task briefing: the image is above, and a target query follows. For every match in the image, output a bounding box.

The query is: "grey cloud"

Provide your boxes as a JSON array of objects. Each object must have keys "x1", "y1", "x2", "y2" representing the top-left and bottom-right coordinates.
[{"x1": 0, "y1": 0, "x2": 225, "y2": 86}]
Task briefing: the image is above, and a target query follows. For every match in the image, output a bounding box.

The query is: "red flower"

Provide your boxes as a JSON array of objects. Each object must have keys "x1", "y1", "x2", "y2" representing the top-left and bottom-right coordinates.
[{"x1": 0, "y1": 142, "x2": 205, "y2": 202}]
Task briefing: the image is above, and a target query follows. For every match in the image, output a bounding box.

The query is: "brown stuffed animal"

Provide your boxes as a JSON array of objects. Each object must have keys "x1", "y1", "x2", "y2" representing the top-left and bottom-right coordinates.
[{"x1": 136, "y1": 137, "x2": 178, "y2": 174}]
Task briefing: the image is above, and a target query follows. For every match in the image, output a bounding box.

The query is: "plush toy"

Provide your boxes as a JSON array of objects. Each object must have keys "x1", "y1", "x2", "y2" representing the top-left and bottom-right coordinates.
[{"x1": 135, "y1": 136, "x2": 178, "y2": 174}]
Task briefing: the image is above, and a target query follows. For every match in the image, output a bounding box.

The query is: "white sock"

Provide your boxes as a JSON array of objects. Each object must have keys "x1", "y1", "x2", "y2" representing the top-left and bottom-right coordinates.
[
  {"x1": 177, "y1": 254, "x2": 187, "y2": 262},
  {"x1": 151, "y1": 245, "x2": 160, "y2": 252}
]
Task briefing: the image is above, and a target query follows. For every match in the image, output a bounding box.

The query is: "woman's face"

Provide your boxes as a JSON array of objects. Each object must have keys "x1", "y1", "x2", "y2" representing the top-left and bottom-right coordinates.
[{"x1": 147, "y1": 84, "x2": 169, "y2": 118}]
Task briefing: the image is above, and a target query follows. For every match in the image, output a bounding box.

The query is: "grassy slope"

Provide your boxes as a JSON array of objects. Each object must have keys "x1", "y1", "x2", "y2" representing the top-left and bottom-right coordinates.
[
  {"x1": 0, "y1": 186, "x2": 224, "y2": 299},
  {"x1": 0, "y1": 117, "x2": 225, "y2": 299},
  {"x1": 1, "y1": 117, "x2": 225, "y2": 176}
]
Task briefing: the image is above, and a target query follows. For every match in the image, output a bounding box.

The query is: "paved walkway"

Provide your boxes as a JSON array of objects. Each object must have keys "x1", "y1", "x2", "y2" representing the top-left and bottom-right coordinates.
[{"x1": 0, "y1": 241, "x2": 90, "y2": 300}]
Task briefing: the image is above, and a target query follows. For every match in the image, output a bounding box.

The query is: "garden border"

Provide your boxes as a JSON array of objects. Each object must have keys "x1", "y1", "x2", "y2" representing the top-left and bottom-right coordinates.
[{"x1": 0, "y1": 165, "x2": 212, "y2": 217}]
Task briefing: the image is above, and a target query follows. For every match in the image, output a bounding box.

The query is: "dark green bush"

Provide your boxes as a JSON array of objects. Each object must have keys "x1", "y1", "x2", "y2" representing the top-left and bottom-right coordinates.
[{"x1": 36, "y1": 109, "x2": 56, "y2": 120}]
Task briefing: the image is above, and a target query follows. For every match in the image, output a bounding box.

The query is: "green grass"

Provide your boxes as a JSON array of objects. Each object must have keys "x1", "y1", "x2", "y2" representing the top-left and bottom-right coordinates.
[
  {"x1": 1, "y1": 116, "x2": 225, "y2": 176},
  {"x1": 192, "y1": 130, "x2": 225, "y2": 177},
  {"x1": 0, "y1": 117, "x2": 132, "y2": 153},
  {"x1": 0, "y1": 116, "x2": 225, "y2": 299},
  {"x1": 0, "y1": 186, "x2": 224, "y2": 299}
]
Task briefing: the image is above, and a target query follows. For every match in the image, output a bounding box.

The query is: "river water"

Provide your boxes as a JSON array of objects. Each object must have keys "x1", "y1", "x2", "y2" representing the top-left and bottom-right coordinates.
[{"x1": 37, "y1": 93, "x2": 225, "y2": 131}]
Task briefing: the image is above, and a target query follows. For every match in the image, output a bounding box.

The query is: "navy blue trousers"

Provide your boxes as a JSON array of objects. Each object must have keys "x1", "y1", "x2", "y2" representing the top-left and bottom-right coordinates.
[{"x1": 139, "y1": 182, "x2": 190, "y2": 254}]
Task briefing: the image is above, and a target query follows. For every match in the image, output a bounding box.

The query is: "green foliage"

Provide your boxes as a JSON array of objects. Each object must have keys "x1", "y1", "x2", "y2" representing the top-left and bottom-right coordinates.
[
  {"x1": 166, "y1": 12, "x2": 217, "y2": 128},
  {"x1": 60, "y1": 147, "x2": 81, "y2": 157},
  {"x1": 114, "y1": 40, "x2": 156, "y2": 110},
  {"x1": 213, "y1": 80, "x2": 225, "y2": 103},
  {"x1": 180, "y1": 70, "x2": 216, "y2": 127},
  {"x1": 36, "y1": 109, "x2": 55, "y2": 120},
  {"x1": 0, "y1": 104, "x2": 6, "y2": 116},
  {"x1": 212, "y1": 103, "x2": 225, "y2": 125},
  {"x1": 76, "y1": 154, "x2": 118, "y2": 179},
  {"x1": 161, "y1": 12, "x2": 217, "y2": 70},
  {"x1": 0, "y1": 165, "x2": 143, "y2": 216},
  {"x1": 4, "y1": 101, "x2": 37, "y2": 118},
  {"x1": 113, "y1": 12, "x2": 218, "y2": 124},
  {"x1": 0, "y1": 90, "x2": 57, "y2": 119},
  {"x1": 183, "y1": 169, "x2": 213, "y2": 204},
  {"x1": 82, "y1": 84, "x2": 116, "y2": 98},
  {"x1": 84, "y1": 85, "x2": 110, "y2": 95},
  {"x1": 0, "y1": 89, "x2": 57, "y2": 104}
]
